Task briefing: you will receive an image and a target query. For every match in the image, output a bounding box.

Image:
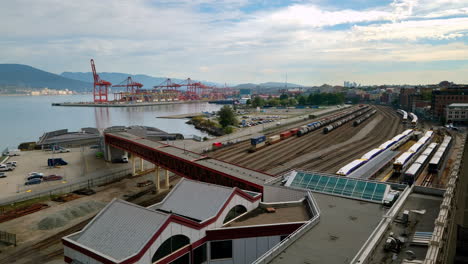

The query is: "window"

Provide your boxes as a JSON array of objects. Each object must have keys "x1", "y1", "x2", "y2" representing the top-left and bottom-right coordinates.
[
  {"x1": 171, "y1": 253, "x2": 190, "y2": 264},
  {"x1": 223, "y1": 205, "x2": 247, "y2": 224},
  {"x1": 152, "y1": 235, "x2": 190, "y2": 262},
  {"x1": 210, "y1": 240, "x2": 232, "y2": 260},
  {"x1": 194, "y1": 244, "x2": 207, "y2": 264}
]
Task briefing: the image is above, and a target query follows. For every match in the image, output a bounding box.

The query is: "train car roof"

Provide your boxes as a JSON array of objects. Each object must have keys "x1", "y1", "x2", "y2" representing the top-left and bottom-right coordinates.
[
  {"x1": 361, "y1": 148, "x2": 382, "y2": 160},
  {"x1": 405, "y1": 163, "x2": 421, "y2": 176},
  {"x1": 379, "y1": 140, "x2": 396, "y2": 149},
  {"x1": 336, "y1": 159, "x2": 366, "y2": 175},
  {"x1": 394, "y1": 152, "x2": 414, "y2": 165}
]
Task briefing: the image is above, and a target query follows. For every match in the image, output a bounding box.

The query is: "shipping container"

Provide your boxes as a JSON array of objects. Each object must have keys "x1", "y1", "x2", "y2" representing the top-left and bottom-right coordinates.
[
  {"x1": 249, "y1": 141, "x2": 266, "y2": 152},
  {"x1": 280, "y1": 131, "x2": 293, "y2": 139},
  {"x1": 268, "y1": 135, "x2": 281, "y2": 145},
  {"x1": 250, "y1": 135, "x2": 267, "y2": 145}
]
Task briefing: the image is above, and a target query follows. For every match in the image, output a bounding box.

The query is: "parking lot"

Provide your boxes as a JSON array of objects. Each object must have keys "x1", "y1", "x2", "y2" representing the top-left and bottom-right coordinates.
[{"x1": 0, "y1": 147, "x2": 130, "y2": 199}]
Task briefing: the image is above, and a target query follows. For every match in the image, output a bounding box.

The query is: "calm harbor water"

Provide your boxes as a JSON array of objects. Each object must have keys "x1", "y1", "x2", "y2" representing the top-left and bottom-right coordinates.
[{"x1": 0, "y1": 95, "x2": 222, "y2": 149}]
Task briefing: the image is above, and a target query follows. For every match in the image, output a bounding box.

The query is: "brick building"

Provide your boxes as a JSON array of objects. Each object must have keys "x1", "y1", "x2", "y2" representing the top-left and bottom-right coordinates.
[{"x1": 431, "y1": 87, "x2": 468, "y2": 119}]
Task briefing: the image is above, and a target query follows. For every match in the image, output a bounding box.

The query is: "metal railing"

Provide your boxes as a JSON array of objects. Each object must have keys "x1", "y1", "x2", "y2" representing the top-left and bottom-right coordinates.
[
  {"x1": 0, "y1": 168, "x2": 132, "y2": 207},
  {"x1": 0, "y1": 230, "x2": 16, "y2": 246}
]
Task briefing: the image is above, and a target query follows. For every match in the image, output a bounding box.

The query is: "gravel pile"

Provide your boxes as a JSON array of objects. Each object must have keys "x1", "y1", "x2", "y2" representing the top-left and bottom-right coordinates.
[{"x1": 38, "y1": 201, "x2": 104, "y2": 230}]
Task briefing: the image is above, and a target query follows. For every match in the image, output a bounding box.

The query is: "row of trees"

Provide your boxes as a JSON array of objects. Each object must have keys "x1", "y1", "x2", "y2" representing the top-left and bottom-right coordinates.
[{"x1": 248, "y1": 93, "x2": 345, "y2": 107}]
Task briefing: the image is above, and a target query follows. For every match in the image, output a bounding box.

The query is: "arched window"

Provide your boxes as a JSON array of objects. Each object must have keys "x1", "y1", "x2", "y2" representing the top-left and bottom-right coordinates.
[
  {"x1": 152, "y1": 235, "x2": 190, "y2": 262},
  {"x1": 223, "y1": 205, "x2": 247, "y2": 224}
]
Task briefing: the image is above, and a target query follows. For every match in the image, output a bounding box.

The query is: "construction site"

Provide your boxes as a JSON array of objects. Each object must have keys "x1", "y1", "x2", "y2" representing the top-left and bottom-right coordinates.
[{"x1": 0, "y1": 104, "x2": 466, "y2": 264}]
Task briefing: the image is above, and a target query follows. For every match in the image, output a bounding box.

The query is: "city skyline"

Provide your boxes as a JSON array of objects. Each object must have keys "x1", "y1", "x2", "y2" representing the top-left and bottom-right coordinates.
[{"x1": 1, "y1": 0, "x2": 467, "y2": 85}]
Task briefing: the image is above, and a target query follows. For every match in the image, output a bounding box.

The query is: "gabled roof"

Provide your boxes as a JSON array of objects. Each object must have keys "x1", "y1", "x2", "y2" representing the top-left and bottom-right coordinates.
[
  {"x1": 72, "y1": 199, "x2": 169, "y2": 261},
  {"x1": 152, "y1": 178, "x2": 235, "y2": 222}
]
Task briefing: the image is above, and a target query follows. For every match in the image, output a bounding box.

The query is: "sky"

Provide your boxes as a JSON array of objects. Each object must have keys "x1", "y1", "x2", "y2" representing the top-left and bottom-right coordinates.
[{"x1": 1, "y1": 0, "x2": 468, "y2": 86}]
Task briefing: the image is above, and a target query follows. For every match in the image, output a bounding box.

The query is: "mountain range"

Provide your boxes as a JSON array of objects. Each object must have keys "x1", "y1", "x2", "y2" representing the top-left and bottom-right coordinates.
[
  {"x1": 0, "y1": 64, "x2": 91, "y2": 92},
  {"x1": 0, "y1": 64, "x2": 305, "y2": 93}
]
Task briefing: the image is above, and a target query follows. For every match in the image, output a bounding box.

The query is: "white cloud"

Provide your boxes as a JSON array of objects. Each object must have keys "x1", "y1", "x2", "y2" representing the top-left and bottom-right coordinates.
[{"x1": 0, "y1": 0, "x2": 467, "y2": 85}]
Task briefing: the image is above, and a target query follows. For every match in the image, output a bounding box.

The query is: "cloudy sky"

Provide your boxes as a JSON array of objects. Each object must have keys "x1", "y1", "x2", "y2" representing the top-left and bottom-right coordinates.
[{"x1": 1, "y1": 0, "x2": 467, "y2": 85}]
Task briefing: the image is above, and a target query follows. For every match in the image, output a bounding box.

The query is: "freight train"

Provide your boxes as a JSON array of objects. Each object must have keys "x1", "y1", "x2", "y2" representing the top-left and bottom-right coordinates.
[
  {"x1": 297, "y1": 105, "x2": 368, "y2": 136},
  {"x1": 249, "y1": 135, "x2": 267, "y2": 152},
  {"x1": 402, "y1": 142, "x2": 438, "y2": 185},
  {"x1": 428, "y1": 136, "x2": 452, "y2": 173},
  {"x1": 323, "y1": 107, "x2": 372, "y2": 134},
  {"x1": 249, "y1": 105, "x2": 369, "y2": 152},
  {"x1": 353, "y1": 109, "x2": 377, "y2": 127},
  {"x1": 336, "y1": 129, "x2": 415, "y2": 176}
]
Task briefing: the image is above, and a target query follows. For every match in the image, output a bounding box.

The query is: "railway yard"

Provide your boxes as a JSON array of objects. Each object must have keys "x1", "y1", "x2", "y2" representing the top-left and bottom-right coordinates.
[
  {"x1": 209, "y1": 105, "x2": 405, "y2": 175},
  {"x1": 0, "y1": 104, "x2": 464, "y2": 264}
]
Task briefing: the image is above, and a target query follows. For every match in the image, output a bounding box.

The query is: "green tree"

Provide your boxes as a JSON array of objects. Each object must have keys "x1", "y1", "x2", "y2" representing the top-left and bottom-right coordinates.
[
  {"x1": 252, "y1": 96, "x2": 264, "y2": 108},
  {"x1": 246, "y1": 99, "x2": 251, "y2": 105},
  {"x1": 218, "y1": 105, "x2": 238, "y2": 128},
  {"x1": 279, "y1": 94, "x2": 288, "y2": 100},
  {"x1": 268, "y1": 98, "x2": 280, "y2": 106},
  {"x1": 288, "y1": 98, "x2": 297, "y2": 106},
  {"x1": 297, "y1": 95, "x2": 307, "y2": 105}
]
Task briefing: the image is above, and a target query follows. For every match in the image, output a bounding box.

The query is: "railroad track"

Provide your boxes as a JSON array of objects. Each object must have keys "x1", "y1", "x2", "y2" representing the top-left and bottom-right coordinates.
[
  {"x1": 421, "y1": 173, "x2": 435, "y2": 187},
  {"x1": 209, "y1": 106, "x2": 403, "y2": 177},
  {"x1": 307, "y1": 106, "x2": 403, "y2": 173},
  {"x1": 269, "y1": 106, "x2": 402, "y2": 174},
  {"x1": 216, "y1": 107, "x2": 376, "y2": 171},
  {"x1": 209, "y1": 106, "x2": 362, "y2": 162}
]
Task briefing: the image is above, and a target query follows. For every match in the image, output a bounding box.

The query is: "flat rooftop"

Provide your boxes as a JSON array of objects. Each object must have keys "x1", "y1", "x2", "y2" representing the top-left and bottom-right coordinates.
[
  {"x1": 225, "y1": 204, "x2": 310, "y2": 228},
  {"x1": 268, "y1": 192, "x2": 387, "y2": 264},
  {"x1": 369, "y1": 192, "x2": 443, "y2": 264}
]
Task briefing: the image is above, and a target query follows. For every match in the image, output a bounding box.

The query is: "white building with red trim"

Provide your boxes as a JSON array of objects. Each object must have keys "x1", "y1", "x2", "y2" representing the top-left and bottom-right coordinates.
[{"x1": 63, "y1": 179, "x2": 317, "y2": 264}]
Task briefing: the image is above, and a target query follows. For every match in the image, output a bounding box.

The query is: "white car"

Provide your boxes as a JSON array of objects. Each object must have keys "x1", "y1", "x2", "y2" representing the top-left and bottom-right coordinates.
[
  {"x1": 28, "y1": 172, "x2": 44, "y2": 177},
  {"x1": 54, "y1": 148, "x2": 70, "y2": 153},
  {"x1": 6, "y1": 161, "x2": 17, "y2": 167}
]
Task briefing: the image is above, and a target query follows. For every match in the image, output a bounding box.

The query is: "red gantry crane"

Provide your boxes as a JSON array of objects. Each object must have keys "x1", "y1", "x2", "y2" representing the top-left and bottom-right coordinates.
[
  {"x1": 91, "y1": 59, "x2": 112, "y2": 103},
  {"x1": 112, "y1": 77, "x2": 144, "y2": 101}
]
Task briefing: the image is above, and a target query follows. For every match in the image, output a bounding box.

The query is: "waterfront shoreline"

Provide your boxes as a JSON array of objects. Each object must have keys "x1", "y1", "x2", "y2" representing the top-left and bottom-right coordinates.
[{"x1": 52, "y1": 100, "x2": 204, "y2": 107}]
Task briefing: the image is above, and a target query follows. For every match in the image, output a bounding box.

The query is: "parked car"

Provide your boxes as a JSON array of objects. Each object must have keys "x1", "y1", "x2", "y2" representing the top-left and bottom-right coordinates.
[
  {"x1": 56, "y1": 148, "x2": 71, "y2": 153},
  {"x1": 0, "y1": 164, "x2": 13, "y2": 171},
  {"x1": 27, "y1": 174, "x2": 44, "y2": 180},
  {"x1": 25, "y1": 178, "x2": 42, "y2": 185},
  {"x1": 6, "y1": 149, "x2": 21, "y2": 156},
  {"x1": 0, "y1": 173, "x2": 6, "y2": 178},
  {"x1": 6, "y1": 161, "x2": 17, "y2": 167},
  {"x1": 28, "y1": 172, "x2": 43, "y2": 176},
  {"x1": 43, "y1": 175, "x2": 63, "y2": 181}
]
